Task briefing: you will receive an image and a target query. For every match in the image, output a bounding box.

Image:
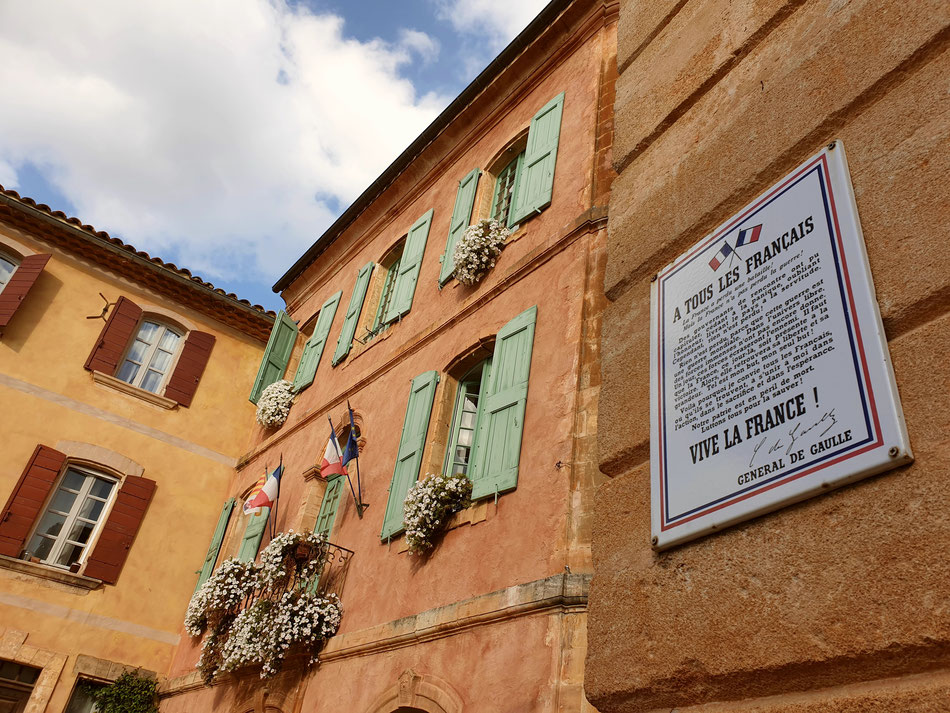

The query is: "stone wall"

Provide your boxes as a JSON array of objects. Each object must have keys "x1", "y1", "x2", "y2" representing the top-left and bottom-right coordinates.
[{"x1": 588, "y1": 0, "x2": 950, "y2": 711}]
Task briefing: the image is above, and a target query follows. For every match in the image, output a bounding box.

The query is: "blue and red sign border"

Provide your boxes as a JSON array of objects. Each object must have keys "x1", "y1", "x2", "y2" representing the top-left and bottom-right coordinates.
[{"x1": 655, "y1": 153, "x2": 886, "y2": 532}]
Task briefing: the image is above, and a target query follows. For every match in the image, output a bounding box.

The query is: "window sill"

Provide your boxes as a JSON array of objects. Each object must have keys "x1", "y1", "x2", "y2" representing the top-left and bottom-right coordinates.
[
  {"x1": 0, "y1": 554, "x2": 102, "y2": 590},
  {"x1": 344, "y1": 321, "x2": 396, "y2": 368},
  {"x1": 92, "y1": 371, "x2": 178, "y2": 410}
]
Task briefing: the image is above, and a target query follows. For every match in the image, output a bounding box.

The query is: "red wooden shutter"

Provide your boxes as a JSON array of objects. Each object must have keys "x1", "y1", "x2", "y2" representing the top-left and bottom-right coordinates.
[
  {"x1": 84, "y1": 296, "x2": 142, "y2": 374},
  {"x1": 164, "y1": 330, "x2": 215, "y2": 407},
  {"x1": 0, "y1": 253, "x2": 51, "y2": 330},
  {"x1": 0, "y1": 445, "x2": 66, "y2": 557},
  {"x1": 83, "y1": 476, "x2": 156, "y2": 584}
]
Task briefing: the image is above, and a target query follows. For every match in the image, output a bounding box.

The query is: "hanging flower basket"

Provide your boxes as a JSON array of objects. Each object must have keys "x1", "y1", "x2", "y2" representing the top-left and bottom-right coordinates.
[
  {"x1": 185, "y1": 530, "x2": 340, "y2": 683},
  {"x1": 453, "y1": 219, "x2": 510, "y2": 286},
  {"x1": 403, "y1": 473, "x2": 473, "y2": 555},
  {"x1": 256, "y1": 380, "x2": 295, "y2": 429}
]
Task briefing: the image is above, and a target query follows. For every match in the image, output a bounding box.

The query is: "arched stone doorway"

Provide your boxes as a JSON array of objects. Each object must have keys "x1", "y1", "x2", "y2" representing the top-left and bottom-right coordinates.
[{"x1": 365, "y1": 669, "x2": 463, "y2": 713}]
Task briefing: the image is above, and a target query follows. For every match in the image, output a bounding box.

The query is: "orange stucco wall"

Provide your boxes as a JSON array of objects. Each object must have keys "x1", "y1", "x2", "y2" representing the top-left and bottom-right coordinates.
[
  {"x1": 0, "y1": 220, "x2": 267, "y2": 712},
  {"x1": 163, "y1": 4, "x2": 615, "y2": 711}
]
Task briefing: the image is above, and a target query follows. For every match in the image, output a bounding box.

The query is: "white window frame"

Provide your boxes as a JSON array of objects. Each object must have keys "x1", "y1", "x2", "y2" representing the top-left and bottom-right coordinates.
[
  {"x1": 116, "y1": 319, "x2": 184, "y2": 394},
  {"x1": 0, "y1": 250, "x2": 19, "y2": 294},
  {"x1": 25, "y1": 465, "x2": 119, "y2": 570}
]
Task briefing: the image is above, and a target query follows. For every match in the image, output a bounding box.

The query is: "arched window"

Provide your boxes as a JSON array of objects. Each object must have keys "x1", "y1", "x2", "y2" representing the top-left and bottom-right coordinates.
[
  {"x1": 363, "y1": 238, "x2": 405, "y2": 342},
  {"x1": 443, "y1": 359, "x2": 491, "y2": 478},
  {"x1": 116, "y1": 319, "x2": 183, "y2": 394},
  {"x1": 25, "y1": 465, "x2": 117, "y2": 568},
  {"x1": 0, "y1": 251, "x2": 18, "y2": 294}
]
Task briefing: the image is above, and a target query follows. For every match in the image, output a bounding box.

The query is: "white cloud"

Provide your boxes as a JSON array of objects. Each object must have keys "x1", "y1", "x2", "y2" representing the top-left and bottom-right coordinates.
[
  {"x1": 434, "y1": 0, "x2": 550, "y2": 47},
  {"x1": 0, "y1": 159, "x2": 16, "y2": 188},
  {"x1": 398, "y1": 29, "x2": 441, "y2": 64},
  {"x1": 0, "y1": 1, "x2": 449, "y2": 284}
]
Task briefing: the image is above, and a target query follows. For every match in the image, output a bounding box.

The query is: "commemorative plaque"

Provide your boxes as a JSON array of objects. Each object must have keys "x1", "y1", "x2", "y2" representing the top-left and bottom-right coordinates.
[{"x1": 650, "y1": 142, "x2": 912, "y2": 549}]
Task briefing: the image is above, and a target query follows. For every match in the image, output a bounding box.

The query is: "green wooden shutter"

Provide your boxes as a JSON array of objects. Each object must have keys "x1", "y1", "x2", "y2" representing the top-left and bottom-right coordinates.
[
  {"x1": 380, "y1": 370, "x2": 440, "y2": 539},
  {"x1": 383, "y1": 209, "x2": 433, "y2": 324},
  {"x1": 292, "y1": 291, "x2": 342, "y2": 392},
  {"x1": 249, "y1": 310, "x2": 298, "y2": 403},
  {"x1": 439, "y1": 169, "x2": 481, "y2": 285},
  {"x1": 238, "y1": 507, "x2": 270, "y2": 561},
  {"x1": 469, "y1": 305, "x2": 537, "y2": 500},
  {"x1": 315, "y1": 475, "x2": 345, "y2": 537},
  {"x1": 332, "y1": 262, "x2": 375, "y2": 366},
  {"x1": 195, "y1": 498, "x2": 234, "y2": 592},
  {"x1": 510, "y1": 92, "x2": 564, "y2": 225}
]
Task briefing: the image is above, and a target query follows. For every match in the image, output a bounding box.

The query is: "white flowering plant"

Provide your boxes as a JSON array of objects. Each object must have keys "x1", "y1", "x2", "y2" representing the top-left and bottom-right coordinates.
[
  {"x1": 403, "y1": 473, "x2": 473, "y2": 555},
  {"x1": 453, "y1": 219, "x2": 510, "y2": 286},
  {"x1": 185, "y1": 530, "x2": 342, "y2": 683},
  {"x1": 256, "y1": 380, "x2": 295, "y2": 428}
]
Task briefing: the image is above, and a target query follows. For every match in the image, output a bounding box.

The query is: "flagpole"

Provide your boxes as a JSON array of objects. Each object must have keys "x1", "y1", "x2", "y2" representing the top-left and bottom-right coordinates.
[
  {"x1": 347, "y1": 401, "x2": 365, "y2": 518},
  {"x1": 330, "y1": 415, "x2": 363, "y2": 520}
]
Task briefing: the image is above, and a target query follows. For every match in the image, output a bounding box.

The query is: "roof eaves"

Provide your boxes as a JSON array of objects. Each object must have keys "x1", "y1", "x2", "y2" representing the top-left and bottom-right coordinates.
[{"x1": 271, "y1": 0, "x2": 574, "y2": 294}]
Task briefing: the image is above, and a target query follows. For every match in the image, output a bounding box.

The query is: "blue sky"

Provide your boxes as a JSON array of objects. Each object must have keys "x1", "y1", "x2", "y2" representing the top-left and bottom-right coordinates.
[{"x1": 0, "y1": 0, "x2": 548, "y2": 311}]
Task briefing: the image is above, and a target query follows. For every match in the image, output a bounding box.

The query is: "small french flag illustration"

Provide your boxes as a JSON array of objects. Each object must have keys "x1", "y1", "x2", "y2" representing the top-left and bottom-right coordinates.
[
  {"x1": 708, "y1": 241, "x2": 733, "y2": 271},
  {"x1": 735, "y1": 224, "x2": 762, "y2": 247}
]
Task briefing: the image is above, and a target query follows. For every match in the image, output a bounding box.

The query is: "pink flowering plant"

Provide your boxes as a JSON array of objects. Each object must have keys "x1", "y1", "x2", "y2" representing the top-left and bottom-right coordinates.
[
  {"x1": 403, "y1": 473, "x2": 473, "y2": 555},
  {"x1": 185, "y1": 530, "x2": 342, "y2": 683},
  {"x1": 256, "y1": 380, "x2": 295, "y2": 428},
  {"x1": 453, "y1": 219, "x2": 510, "y2": 286}
]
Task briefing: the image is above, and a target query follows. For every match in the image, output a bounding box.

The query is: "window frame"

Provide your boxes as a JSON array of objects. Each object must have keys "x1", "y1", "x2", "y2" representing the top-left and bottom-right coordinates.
[
  {"x1": 0, "y1": 250, "x2": 19, "y2": 294},
  {"x1": 115, "y1": 318, "x2": 184, "y2": 395},
  {"x1": 25, "y1": 464, "x2": 119, "y2": 570},
  {"x1": 364, "y1": 239, "x2": 405, "y2": 342},
  {"x1": 489, "y1": 152, "x2": 525, "y2": 230},
  {"x1": 442, "y1": 359, "x2": 492, "y2": 479}
]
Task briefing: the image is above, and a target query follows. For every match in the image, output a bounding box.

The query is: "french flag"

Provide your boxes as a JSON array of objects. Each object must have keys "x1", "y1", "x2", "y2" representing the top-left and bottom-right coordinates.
[
  {"x1": 735, "y1": 224, "x2": 762, "y2": 247},
  {"x1": 244, "y1": 465, "x2": 282, "y2": 515},
  {"x1": 708, "y1": 241, "x2": 733, "y2": 271},
  {"x1": 321, "y1": 426, "x2": 347, "y2": 479}
]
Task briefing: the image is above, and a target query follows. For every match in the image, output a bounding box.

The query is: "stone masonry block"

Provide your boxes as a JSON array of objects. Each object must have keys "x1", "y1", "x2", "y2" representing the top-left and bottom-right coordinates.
[
  {"x1": 606, "y1": 0, "x2": 950, "y2": 301},
  {"x1": 617, "y1": 0, "x2": 684, "y2": 73},
  {"x1": 587, "y1": 311, "x2": 950, "y2": 711},
  {"x1": 614, "y1": 0, "x2": 797, "y2": 170}
]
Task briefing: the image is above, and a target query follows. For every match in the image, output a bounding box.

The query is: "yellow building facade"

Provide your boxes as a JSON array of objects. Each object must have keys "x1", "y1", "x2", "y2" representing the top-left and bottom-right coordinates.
[{"x1": 0, "y1": 188, "x2": 273, "y2": 712}]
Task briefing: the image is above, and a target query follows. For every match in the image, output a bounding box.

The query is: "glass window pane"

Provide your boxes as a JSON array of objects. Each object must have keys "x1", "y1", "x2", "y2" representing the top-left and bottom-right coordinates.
[
  {"x1": 18, "y1": 665, "x2": 39, "y2": 684},
  {"x1": 158, "y1": 329, "x2": 180, "y2": 351},
  {"x1": 67, "y1": 520, "x2": 95, "y2": 544},
  {"x1": 55, "y1": 543, "x2": 84, "y2": 567},
  {"x1": 62, "y1": 470, "x2": 85, "y2": 492},
  {"x1": 78, "y1": 497, "x2": 105, "y2": 521},
  {"x1": 148, "y1": 348, "x2": 172, "y2": 373},
  {"x1": 48, "y1": 488, "x2": 78, "y2": 515},
  {"x1": 34, "y1": 511, "x2": 65, "y2": 539},
  {"x1": 0, "y1": 256, "x2": 15, "y2": 289},
  {"x1": 141, "y1": 369, "x2": 163, "y2": 393},
  {"x1": 0, "y1": 660, "x2": 17, "y2": 681},
  {"x1": 126, "y1": 339, "x2": 149, "y2": 364},
  {"x1": 460, "y1": 411, "x2": 476, "y2": 429},
  {"x1": 116, "y1": 360, "x2": 140, "y2": 384},
  {"x1": 137, "y1": 321, "x2": 160, "y2": 344},
  {"x1": 455, "y1": 446, "x2": 470, "y2": 464},
  {"x1": 26, "y1": 534, "x2": 55, "y2": 560},
  {"x1": 90, "y1": 478, "x2": 114, "y2": 499},
  {"x1": 463, "y1": 394, "x2": 478, "y2": 412},
  {"x1": 458, "y1": 429, "x2": 473, "y2": 447}
]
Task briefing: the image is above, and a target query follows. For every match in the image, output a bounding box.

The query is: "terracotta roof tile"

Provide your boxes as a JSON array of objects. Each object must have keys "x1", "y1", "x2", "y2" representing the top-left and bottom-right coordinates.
[{"x1": 0, "y1": 185, "x2": 276, "y2": 318}]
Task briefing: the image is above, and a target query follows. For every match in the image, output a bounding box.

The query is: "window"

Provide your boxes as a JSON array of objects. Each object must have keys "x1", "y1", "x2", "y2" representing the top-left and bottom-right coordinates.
[
  {"x1": 116, "y1": 320, "x2": 182, "y2": 394},
  {"x1": 0, "y1": 660, "x2": 40, "y2": 711},
  {"x1": 443, "y1": 359, "x2": 491, "y2": 477},
  {"x1": 85, "y1": 297, "x2": 216, "y2": 408},
  {"x1": 25, "y1": 466, "x2": 117, "y2": 569},
  {"x1": 490, "y1": 153, "x2": 524, "y2": 228},
  {"x1": 65, "y1": 679, "x2": 107, "y2": 713},
  {"x1": 364, "y1": 240, "x2": 404, "y2": 342},
  {"x1": 0, "y1": 252, "x2": 18, "y2": 293},
  {"x1": 0, "y1": 445, "x2": 157, "y2": 585},
  {"x1": 379, "y1": 305, "x2": 538, "y2": 539}
]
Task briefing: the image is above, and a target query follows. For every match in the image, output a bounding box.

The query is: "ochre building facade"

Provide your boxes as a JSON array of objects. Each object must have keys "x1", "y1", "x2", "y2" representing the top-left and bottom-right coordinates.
[
  {"x1": 159, "y1": 1, "x2": 617, "y2": 711},
  {"x1": 0, "y1": 189, "x2": 272, "y2": 712},
  {"x1": 587, "y1": 1, "x2": 950, "y2": 711}
]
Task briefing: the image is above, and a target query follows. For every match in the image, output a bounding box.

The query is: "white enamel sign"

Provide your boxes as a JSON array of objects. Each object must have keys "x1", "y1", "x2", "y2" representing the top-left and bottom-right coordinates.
[{"x1": 650, "y1": 142, "x2": 911, "y2": 549}]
